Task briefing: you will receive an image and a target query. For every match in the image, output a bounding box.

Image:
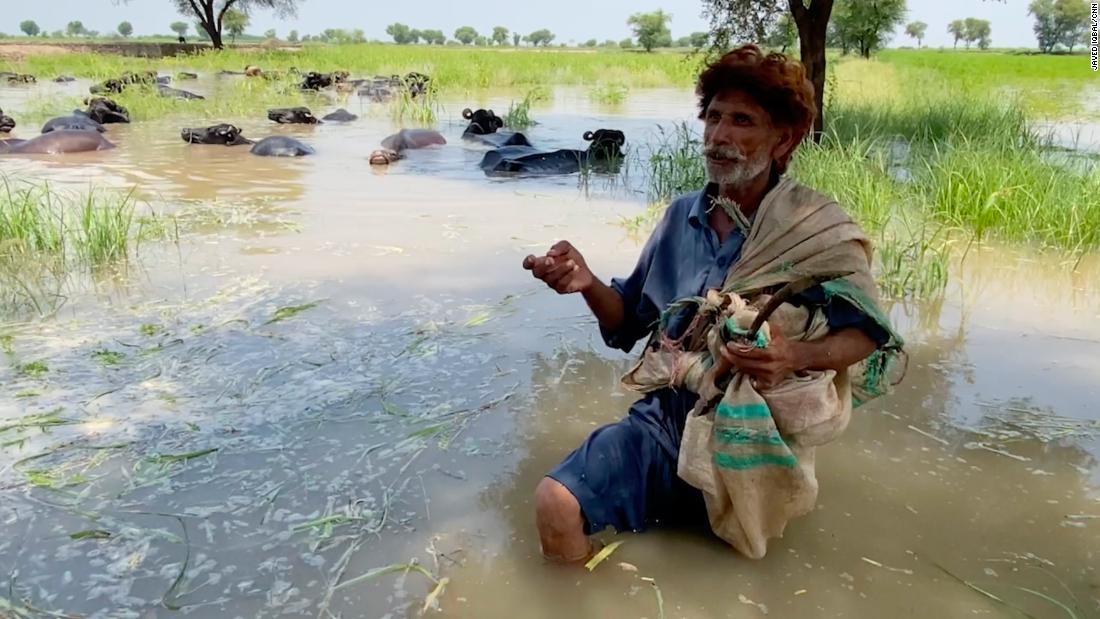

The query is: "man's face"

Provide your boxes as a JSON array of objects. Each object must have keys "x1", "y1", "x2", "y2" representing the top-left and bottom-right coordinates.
[{"x1": 702, "y1": 90, "x2": 786, "y2": 188}]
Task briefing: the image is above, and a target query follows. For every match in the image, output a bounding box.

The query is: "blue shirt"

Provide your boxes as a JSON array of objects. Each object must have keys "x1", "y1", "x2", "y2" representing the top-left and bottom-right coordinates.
[{"x1": 601, "y1": 184, "x2": 886, "y2": 456}]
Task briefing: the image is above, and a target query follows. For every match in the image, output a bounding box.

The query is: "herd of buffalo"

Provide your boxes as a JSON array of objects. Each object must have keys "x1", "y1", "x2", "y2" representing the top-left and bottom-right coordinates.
[{"x1": 0, "y1": 67, "x2": 626, "y2": 176}]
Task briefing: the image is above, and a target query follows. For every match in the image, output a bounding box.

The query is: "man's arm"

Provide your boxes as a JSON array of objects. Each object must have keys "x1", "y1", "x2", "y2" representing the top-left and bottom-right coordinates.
[
  {"x1": 717, "y1": 328, "x2": 877, "y2": 390},
  {"x1": 522, "y1": 241, "x2": 632, "y2": 341},
  {"x1": 580, "y1": 278, "x2": 626, "y2": 335}
]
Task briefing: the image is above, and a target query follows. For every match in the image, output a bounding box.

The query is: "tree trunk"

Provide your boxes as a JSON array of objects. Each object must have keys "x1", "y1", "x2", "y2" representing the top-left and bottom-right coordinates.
[{"x1": 790, "y1": 0, "x2": 833, "y2": 141}]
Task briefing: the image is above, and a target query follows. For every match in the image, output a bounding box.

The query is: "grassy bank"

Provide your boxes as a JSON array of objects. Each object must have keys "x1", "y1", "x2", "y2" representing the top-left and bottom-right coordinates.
[{"x1": 3, "y1": 45, "x2": 701, "y2": 90}]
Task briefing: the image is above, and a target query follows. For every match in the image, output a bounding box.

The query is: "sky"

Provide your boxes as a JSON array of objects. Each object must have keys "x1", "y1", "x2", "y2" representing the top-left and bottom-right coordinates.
[{"x1": 7, "y1": 0, "x2": 1041, "y2": 49}]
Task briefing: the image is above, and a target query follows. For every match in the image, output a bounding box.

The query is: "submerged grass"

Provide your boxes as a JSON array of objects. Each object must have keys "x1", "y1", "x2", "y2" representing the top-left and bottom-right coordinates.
[
  {"x1": 589, "y1": 82, "x2": 628, "y2": 105},
  {"x1": 502, "y1": 87, "x2": 548, "y2": 130},
  {"x1": 0, "y1": 178, "x2": 161, "y2": 317}
]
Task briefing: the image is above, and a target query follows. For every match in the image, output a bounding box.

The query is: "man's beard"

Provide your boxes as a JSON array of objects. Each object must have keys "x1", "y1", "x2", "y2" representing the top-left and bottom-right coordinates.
[{"x1": 704, "y1": 145, "x2": 771, "y2": 188}]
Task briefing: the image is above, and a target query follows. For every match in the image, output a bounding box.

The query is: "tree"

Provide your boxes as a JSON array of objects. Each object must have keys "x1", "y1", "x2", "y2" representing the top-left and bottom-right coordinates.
[
  {"x1": 491, "y1": 26, "x2": 509, "y2": 46},
  {"x1": 703, "y1": 0, "x2": 835, "y2": 138},
  {"x1": 602, "y1": 39, "x2": 618, "y2": 47},
  {"x1": 170, "y1": 21, "x2": 189, "y2": 37},
  {"x1": 619, "y1": 37, "x2": 634, "y2": 48},
  {"x1": 264, "y1": 28, "x2": 276, "y2": 38},
  {"x1": 627, "y1": 10, "x2": 673, "y2": 52},
  {"x1": 1055, "y1": 0, "x2": 1090, "y2": 51},
  {"x1": 222, "y1": 9, "x2": 248, "y2": 43},
  {"x1": 674, "y1": 36, "x2": 691, "y2": 47},
  {"x1": 830, "y1": 0, "x2": 906, "y2": 59},
  {"x1": 454, "y1": 26, "x2": 478, "y2": 45},
  {"x1": 20, "y1": 21, "x2": 40, "y2": 37},
  {"x1": 513, "y1": 32, "x2": 521, "y2": 46},
  {"x1": 475, "y1": 35, "x2": 488, "y2": 46},
  {"x1": 386, "y1": 22, "x2": 413, "y2": 44},
  {"x1": 66, "y1": 21, "x2": 86, "y2": 38},
  {"x1": 1029, "y1": 0, "x2": 1060, "y2": 51},
  {"x1": 764, "y1": 13, "x2": 796, "y2": 52},
  {"x1": 117, "y1": 21, "x2": 133, "y2": 37},
  {"x1": 947, "y1": 19, "x2": 965, "y2": 48},
  {"x1": 963, "y1": 17, "x2": 991, "y2": 49},
  {"x1": 166, "y1": 0, "x2": 298, "y2": 50},
  {"x1": 194, "y1": 22, "x2": 210, "y2": 39},
  {"x1": 420, "y1": 29, "x2": 446, "y2": 45},
  {"x1": 524, "y1": 29, "x2": 555, "y2": 47},
  {"x1": 287, "y1": 29, "x2": 298, "y2": 42},
  {"x1": 905, "y1": 20, "x2": 927, "y2": 47},
  {"x1": 689, "y1": 31, "x2": 709, "y2": 48}
]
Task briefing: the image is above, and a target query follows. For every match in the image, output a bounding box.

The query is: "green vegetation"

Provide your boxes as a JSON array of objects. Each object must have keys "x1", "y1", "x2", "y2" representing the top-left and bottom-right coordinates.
[
  {"x1": 6, "y1": 45, "x2": 698, "y2": 95},
  {"x1": 503, "y1": 87, "x2": 547, "y2": 129},
  {"x1": 634, "y1": 53, "x2": 1099, "y2": 299},
  {"x1": 589, "y1": 82, "x2": 628, "y2": 105},
  {"x1": 17, "y1": 360, "x2": 49, "y2": 377},
  {"x1": 831, "y1": 0, "x2": 907, "y2": 58},
  {"x1": 0, "y1": 179, "x2": 150, "y2": 316},
  {"x1": 1029, "y1": 0, "x2": 1092, "y2": 53},
  {"x1": 19, "y1": 20, "x2": 40, "y2": 37},
  {"x1": 627, "y1": 10, "x2": 673, "y2": 52}
]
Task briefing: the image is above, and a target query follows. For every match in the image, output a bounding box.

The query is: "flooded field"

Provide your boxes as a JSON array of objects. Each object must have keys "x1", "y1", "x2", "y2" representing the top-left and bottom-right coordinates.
[{"x1": 1, "y1": 74, "x2": 1098, "y2": 619}]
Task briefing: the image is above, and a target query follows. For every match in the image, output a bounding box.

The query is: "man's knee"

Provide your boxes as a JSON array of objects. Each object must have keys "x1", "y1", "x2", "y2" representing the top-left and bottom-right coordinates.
[{"x1": 534, "y1": 477, "x2": 580, "y2": 529}]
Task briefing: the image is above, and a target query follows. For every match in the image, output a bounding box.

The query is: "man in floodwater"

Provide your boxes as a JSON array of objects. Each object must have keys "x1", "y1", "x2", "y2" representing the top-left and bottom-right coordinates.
[{"x1": 521, "y1": 45, "x2": 892, "y2": 562}]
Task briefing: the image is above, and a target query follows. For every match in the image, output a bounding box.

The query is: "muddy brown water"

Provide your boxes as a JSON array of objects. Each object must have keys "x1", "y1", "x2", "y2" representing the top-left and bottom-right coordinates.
[{"x1": 0, "y1": 78, "x2": 1098, "y2": 618}]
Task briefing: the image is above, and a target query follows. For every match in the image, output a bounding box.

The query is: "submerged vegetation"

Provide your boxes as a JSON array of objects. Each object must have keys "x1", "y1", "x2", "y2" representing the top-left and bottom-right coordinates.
[{"x1": 0, "y1": 178, "x2": 149, "y2": 315}]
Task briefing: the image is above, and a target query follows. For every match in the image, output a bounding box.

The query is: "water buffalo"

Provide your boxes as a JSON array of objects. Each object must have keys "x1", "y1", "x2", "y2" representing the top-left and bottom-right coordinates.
[
  {"x1": 2, "y1": 130, "x2": 115, "y2": 154},
  {"x1": 403, "y1": 72, "x2": 430, "y2": 98},
  {"x1": 181, "y1": 123, "x2": 253, "y2": 146},
  {"x1": 250, "y1": 136, "x2": 314, "y2": 157},
  {"x1": 1, "y1": 73, "x2": 36, "y2": 84},
  {"x1": 479, "y1": 129, "x2": 626, "y2": 176},
  {"x1": 157, "y1": 84, "x2": 204, "y2": 100},
  {"x1": 84, "y1": 97, "x2": 130, "y2": 124},
  {"x1": 90, "y1": 71, "x2": 159, "y2": 94},
  {"x1": 54, "y1": 76, "x2": 76, "y2": 83},
  {"x1": 300, "y1": 71, "x2": 348, "y2": 91},
  {"x1": 322, "y1": 109, "x2": 358, "y2": 122},
  {"x1": 41, "y1": 113, "x2": 105, "y2": 134},
  {"x1": 461, "y1": 108, "x2": 532, "y2": 148},
  {"x1": 176, "y1": 72, "x2": 199, "y2": 80},
  {"x1": 268, "y1": 107, "x2": 320, "y2": 124},
  {"x1": 369, "y1": 129, "x2": 446, "y2": 166},
  {"x1": 0, "y1": 109, "x2": 14, "y2": 133}
]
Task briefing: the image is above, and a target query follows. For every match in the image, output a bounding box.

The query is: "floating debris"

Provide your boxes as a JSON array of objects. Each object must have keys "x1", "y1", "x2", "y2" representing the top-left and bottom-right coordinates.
[
  {"x1": 584, "y1": 540, "x2": 624, "y2": 572},
  {"x1": 640, "y1": 577, "x2": 665, "y2": 619},
  {"x1": 963, "y1": 442, "x2": 1031, "y2": 462},
  {"x1": 263, "y1": 300, "x2": 322, "y2": 325},
  {"x1": 861, "y1": 556, "x2": 914, "y2": 575},
  {"x1": 738, "y1": 593, "x2": 769, "y2": 615},
  {"x1": 907, "y1": 424, "x2": 950, "y2": 446}
]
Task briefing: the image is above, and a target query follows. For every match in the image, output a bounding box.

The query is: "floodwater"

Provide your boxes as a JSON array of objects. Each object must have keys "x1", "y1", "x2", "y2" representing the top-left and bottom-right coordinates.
[{"x1": 0, "y1": 74, "x2": 1098, "y2": 619}]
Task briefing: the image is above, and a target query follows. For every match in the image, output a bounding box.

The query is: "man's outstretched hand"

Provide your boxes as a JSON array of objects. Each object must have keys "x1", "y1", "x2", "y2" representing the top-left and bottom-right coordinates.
[{"x1": 522, "y1": 241, "x2": 595, "y2": 295}]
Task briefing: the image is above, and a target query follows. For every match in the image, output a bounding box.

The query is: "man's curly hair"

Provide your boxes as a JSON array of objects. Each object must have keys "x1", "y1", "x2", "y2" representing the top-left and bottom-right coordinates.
[{"x1": 696, "y1": 44, "x2": 816, "y2": 172}]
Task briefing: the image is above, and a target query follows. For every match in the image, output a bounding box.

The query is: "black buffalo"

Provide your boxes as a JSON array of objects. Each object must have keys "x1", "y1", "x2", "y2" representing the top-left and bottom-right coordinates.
[
  {"x1": 479, "y1": 129, "x2": 626, "y2": 176},
  {"x1": 268, "y1": 107, "x2": 321, "y2": 124},
  {"x1": 181, "y1": 124, "x2": 254, "y2": 146}
]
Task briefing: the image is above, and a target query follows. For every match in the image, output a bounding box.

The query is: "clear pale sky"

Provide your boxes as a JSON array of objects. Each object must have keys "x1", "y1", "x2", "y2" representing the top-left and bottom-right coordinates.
[{"x1": 7, "y1": 0, "x2": 1040, "y2": 49}]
